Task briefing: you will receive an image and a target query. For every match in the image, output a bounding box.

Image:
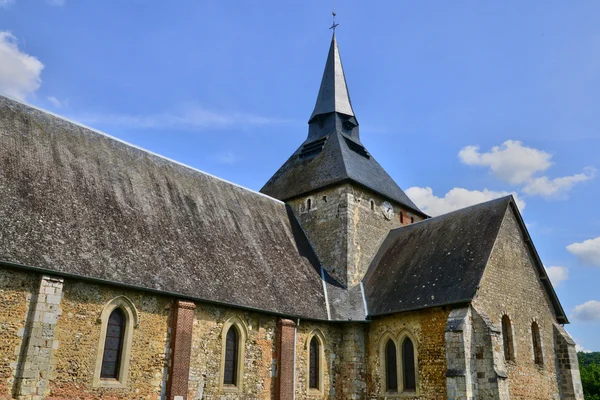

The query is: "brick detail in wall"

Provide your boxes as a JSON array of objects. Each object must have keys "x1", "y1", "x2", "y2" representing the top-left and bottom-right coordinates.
[
  {"x1": 166, "y1": 300, "x2": 196, "y2": 400},
  {"x1": 14, "y1": 275, "x2": 64, "y2": 400},
  {"x1": 275, "y1": 318, "x2": 296, "y2": 400}
]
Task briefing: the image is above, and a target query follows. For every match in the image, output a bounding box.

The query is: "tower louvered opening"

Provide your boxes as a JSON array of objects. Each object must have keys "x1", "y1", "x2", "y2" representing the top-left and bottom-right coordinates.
[
  {"x1": 299, "y1": 137, "x2": 328, "y2": 159},
  {"x1": 344, "y1": 137, "x2": 370, "y2": 159}
]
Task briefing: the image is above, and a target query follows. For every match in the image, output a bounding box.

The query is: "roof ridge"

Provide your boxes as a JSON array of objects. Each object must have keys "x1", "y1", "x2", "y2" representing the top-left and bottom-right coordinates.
[{"x1": 0, "y1": 95, "x2": 284, "y2": 206}]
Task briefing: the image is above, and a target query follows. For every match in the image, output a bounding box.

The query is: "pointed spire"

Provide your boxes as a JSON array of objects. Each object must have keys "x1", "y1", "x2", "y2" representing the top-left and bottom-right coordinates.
[{"x1": 309, "y1": 34, "x2": 355, "y2": 122}]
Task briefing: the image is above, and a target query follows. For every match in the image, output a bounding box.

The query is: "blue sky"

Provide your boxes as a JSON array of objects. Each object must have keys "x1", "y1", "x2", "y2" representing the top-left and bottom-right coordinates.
[{"x1": 1, "y1": 1, "x2": 599, "y2": 350}]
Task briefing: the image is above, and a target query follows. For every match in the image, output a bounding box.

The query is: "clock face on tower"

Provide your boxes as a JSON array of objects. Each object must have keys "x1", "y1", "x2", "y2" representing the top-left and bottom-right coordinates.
[{"x1": 381, "y1": 201, "x2": 394, "y2": 220}]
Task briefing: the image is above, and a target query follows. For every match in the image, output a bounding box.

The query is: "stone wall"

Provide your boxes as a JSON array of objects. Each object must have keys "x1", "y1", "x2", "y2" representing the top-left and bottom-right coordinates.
[
  {"x1": 50, "y1": 281, "x2": 171, "y2": 400},
  {"x1": 187, "y1": 305, "x2": 276, "y2": 400},
  {"x1": 473, "y1": 208, "x2": 562, "y2": 400},
  {"x1": 0, "y1": 269, "x2": 39, "y2": 398},
  {"x1": 365, "y1": 307, "x2": 449, "y2": 399},
  {"x1": 294, "y1": 321, "x2": 343, "y2": 400},
  {"x1": 289, "y1": 184, "x2": 423, "y2": 288}
]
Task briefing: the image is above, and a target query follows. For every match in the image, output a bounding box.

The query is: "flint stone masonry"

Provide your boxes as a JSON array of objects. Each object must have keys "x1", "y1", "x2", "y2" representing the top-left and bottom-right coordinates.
[
  {"x1": 473, "y1": 207, "x2": 563, "y2": 399},
  {"x1": 366, "y1": 307, "x2": 450, "y2": 399},
  {"x1": 14, "y1": 275, "x2": 64, "y2": 400},
  {"x1": 290, "y1": 184, "x2": 422, "y2": 288}
]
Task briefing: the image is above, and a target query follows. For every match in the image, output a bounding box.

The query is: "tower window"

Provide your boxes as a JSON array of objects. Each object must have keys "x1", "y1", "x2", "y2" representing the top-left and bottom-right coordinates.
[
  {"x1": 400, "y1": 212, "x2": 404, "y2": 224},
  {"x1": 370, "y1": 200, "x2": 375, "y2": 211},
  {"x1": 307, "y1": 198, "x2": 312, "y2": 211},
  {"x1": 100, "y1": 308, "x2": 125, "y2": 379},
  {"x1": 531, "y1": 322, "x2": 543, "y2": 366},
  {"x1": 502, "y1": 315, "x2": 514, "y2": 361},
  {"x1": 385, "y1": 339, "x2": 398, "y2": 392},
  {"x1": 410, "y1": 216, "x2": 414, "y2": 224}
]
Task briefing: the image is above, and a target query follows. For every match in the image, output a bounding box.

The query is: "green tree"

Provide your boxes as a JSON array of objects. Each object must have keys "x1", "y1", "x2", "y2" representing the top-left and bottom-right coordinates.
[{"x1": 579, "y1": 352, "x2": 600, "y2": 400}]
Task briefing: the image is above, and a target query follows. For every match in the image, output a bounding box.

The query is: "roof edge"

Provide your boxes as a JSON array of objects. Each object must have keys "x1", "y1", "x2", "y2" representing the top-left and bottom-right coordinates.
[
  {"x1": 0, "y1": 259, "x2": 338, "y2": 322},
  {"x1": 367, "y1": 300, "x2": 472, "y2": 318}
]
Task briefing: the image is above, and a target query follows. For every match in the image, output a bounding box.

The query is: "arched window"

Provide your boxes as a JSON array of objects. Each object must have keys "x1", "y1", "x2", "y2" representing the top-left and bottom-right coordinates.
[
  {"x1": 307, "y1": 198, "x2": 312, "y2": 211},
  {"x1": 309, "y1": 337, "x2": 320, "y2": 389},
  {"x1": 402, "y1": 337, "x2": 416, "y2": 391},
  {"x1": 370, "y1": 200, "x2": 375, "y2": 211},
  {"x1": 224, "y1": 326, "x2": 239, "y2": 385},
  {"x1": 531, "y1": 322, "x2": 543, "y2": 365},
  {"x1": 94, "y1": 296, "x2": 139, "y2": 388},
  {"x1": 502, "y1": 315, "x2": 514, "y2": 361},
  {"x1": 400, "y1": 212, "x2": 404, "y2": 224},
  {"x1": 410, "y1": 216, "x2": 414, "y2": 224},
  {"x1": 220, "y1": 317, "x2": 247, "y2": 392},
  {"x1": 100, "y1": 308, "x2": 125, "y2": 379},
  {"x1": 385, "y1": 339, "x2": 398, "y2": 392}
]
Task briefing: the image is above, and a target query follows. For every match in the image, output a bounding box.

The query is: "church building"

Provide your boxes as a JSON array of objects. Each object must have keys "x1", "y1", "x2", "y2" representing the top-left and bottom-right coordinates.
[{"x1": 0, "y1": 33, "x2": 583, "y2": 400}]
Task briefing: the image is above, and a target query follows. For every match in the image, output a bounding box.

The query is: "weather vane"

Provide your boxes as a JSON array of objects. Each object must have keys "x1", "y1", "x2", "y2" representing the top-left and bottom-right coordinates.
[{"x1": 329, "y1": 10, "x2": 339, "y2": 33}]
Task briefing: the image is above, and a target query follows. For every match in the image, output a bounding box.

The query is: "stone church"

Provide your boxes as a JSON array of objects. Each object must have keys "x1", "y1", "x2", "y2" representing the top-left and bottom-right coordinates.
[{"x1": 0, "y1": 33, "x2": 583, "y2": 400}]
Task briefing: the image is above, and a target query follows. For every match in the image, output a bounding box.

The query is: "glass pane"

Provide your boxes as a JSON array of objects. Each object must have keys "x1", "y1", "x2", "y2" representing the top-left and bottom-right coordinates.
[
  {"x1": 224, "y1": 327, "x2": 238, "y2": 385},
  {"x1": 101, "y1": 308, "x2": 125, "y2": 379},
  {"x1": 403, "y1": 338, "x2": 416, "y2": 391},
  {"x1": 385, "y1": 340, "x2": 397, "y2": 392},
  {"x1": 309, "y1": 337, "x2": 319, "y2": 389}
]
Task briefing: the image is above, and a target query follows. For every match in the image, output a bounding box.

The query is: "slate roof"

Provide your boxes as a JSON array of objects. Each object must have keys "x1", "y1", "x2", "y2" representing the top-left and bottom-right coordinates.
[
  {"x1": 0, "y1": 95, "x2": 331, "y2": 319},
  {"x1": 362, "y1": 196, "x2": 568, "y2": 323},
  {"x1": 261, "y1": 131, "x2": 423, "y2": 214}
]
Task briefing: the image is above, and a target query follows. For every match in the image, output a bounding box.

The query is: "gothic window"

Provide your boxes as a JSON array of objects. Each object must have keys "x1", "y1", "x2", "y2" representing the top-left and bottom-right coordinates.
[
  {"x1": 502, "y1": 315, "x2": 514, "y2": 361},
  {"x1": 531, "y1": 322, "x2": 543, "y2": 365},
  {"x1": 220, "y1": 317, "x2": 247, "y2": 392},
  {"x1": 402, "y1": 337, "x2": 416, "y2": 391},
  {"x1": 385, "y1": 339, "x2": 398, "y2": 392},
  {"x1": 100, "y1": 308, "x2": 125, "y2": 379},
  {"x1": 94, "y1": 296, "x2": 138, "y2": 387},
  {"x1": 309, "y1": 337, "x2": 320, "y2": 389},
  {"x1": 224, "y1": 326, "x2": 239, "y2": 385}
]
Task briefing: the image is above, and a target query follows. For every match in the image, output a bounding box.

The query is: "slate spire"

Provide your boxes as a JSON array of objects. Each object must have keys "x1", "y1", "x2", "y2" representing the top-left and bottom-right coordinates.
[
  {"x1": 261, "y1": 33, "x2": 425, "y2": 216},
  {"x1": 309, "y1": 34, "x2": 356, "y2": 122}
]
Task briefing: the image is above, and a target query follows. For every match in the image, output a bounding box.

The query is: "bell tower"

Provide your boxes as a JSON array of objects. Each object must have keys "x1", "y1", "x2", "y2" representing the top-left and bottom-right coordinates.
[{"x1": 261, "y1": 34, "x2": 427, "y2": 287}]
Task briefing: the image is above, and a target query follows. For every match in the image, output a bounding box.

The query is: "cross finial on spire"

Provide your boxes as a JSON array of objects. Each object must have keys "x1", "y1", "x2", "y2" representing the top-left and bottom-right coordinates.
[{"x1": 329, "y1": 10, "x2": 339, "y2": 33}]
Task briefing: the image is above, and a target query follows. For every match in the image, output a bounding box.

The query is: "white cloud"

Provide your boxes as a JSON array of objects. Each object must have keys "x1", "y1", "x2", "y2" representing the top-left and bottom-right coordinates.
[
  {"x1": 459, "y1": 140, "x2": 594, "y2": 198},
  {"x1": 0, "y1": 0, "x2": 14, "y2": 7},
  {"x1": 47, "y1": 96, "x2": 68, "y2": 109},
  {"x1": 576, "y1": 342, "x2": 592, "y2": 353},
  {"x1": 523, "y1": 167, "x2": 596, "y2": 198},
  {"x1": 545, "y1": 266, "x2": 568, "y2": 288},
  {"x1": 571, "y1": 300, "x2": 600, "y2": 321},
  {"x1": 78, "y1": 103, "x2": 288, "y2": 130},
  {"x1": 459, "y1": 140, "x2": 552, "y2": 184},
  {"x1": 567, "y1": 236, "x2": 600, "y2": 267},
  {"x1": 405, "y1": 186, "x2": 525, "y2": 217},
  {"x1": 0, "y1": 31, "x2": 44, "y2": 101}
]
